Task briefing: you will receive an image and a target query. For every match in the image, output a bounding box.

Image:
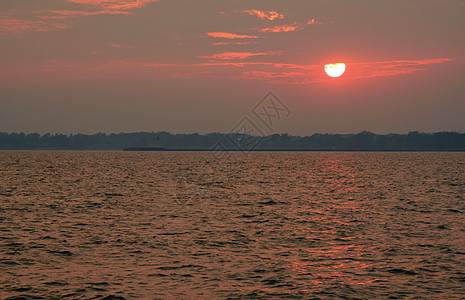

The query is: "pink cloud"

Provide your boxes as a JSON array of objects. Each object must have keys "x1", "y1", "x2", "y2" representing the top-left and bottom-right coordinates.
[
  {"x1": 200, "y1": 51, "x2": 282, "y2": 60},
  {"x1": 37, "y1": 10, "x2": 130, "y2": 18},
  {"x1": 207, "y1": 32, "x2": 262, "y2": 39},
  {"x1": 0, "y1": 0, "x2": 157, "y2": 35},
  {"x1": 260, "y1": 23, "x2": 303, "y2": 33},
  {"x1": 109, "y1": 43, "x2": 135, "y2": 48},
  {"x1": 212, "y1": 41, "x2": 255, "y2": 46},
  {"x1": 349, "y1": 58, "x2": 454, "y2": 80},
  {"x1": 65, "y1": 0, "x2": 158, "y2": 10},
  {"x1": 6, "y1": 57, "x2": 452, "y2": 84},
  {"x1": 258, "y1": 19, "x2": 324, "y2": 33},
  {"x1": 381, "y1": 58, "x2": 453, "y2": 67},
  {"x1": 238, "y1": 57, "x2": 454, "y2": 84},
  {"x1": 0, "y1": 19, "x2": 69, "y2": 35},
  {"x1": 241, "y1": 10, "x2": 284, "y2": 20},
  {"x1": 92, "y1": 49, "x2": 105, "y2": 55},
  {"x1": 307, "y1": 18, "x2": 323, "y2": 25}
]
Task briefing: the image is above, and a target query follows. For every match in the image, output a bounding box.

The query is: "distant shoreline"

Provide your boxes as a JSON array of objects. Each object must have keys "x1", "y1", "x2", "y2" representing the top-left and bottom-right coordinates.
[{"x1": 2, "y1": 131, "x2": 464, "y2": 151}]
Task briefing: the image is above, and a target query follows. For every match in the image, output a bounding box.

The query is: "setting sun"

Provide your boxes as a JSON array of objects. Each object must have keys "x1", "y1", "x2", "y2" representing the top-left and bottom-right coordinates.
[{"x1": 324, "y1": 63, "x2": 346, "y2": 78}]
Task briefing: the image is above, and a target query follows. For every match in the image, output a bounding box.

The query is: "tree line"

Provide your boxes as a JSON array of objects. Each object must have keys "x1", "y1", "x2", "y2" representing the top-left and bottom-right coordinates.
[{"x1": 0, "y1": 131, "x2": 464, "y2": 151}]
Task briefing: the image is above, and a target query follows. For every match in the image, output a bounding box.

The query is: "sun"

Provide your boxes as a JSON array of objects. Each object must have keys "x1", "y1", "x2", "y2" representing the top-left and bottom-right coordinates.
[{"x1": 324, "y1": 63, "x2": 346, "y2": 78}]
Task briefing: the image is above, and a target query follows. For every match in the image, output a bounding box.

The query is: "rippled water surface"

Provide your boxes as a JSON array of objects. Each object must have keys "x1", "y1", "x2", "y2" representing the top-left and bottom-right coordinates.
[{"x1": 1, "y1": 151, "x2": 464, "y2": 299}]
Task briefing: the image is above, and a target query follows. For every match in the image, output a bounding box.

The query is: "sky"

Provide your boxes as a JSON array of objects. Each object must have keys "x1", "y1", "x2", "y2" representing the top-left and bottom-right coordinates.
[{"x1": 1, "y1": 0, "x2": 464, "y2": 135}]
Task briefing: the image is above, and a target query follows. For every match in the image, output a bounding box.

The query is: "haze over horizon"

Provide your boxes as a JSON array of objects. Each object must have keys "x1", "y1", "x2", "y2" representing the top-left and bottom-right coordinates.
[{"x1": 1, "y1": 0, "x2": 464, "y2": 135}]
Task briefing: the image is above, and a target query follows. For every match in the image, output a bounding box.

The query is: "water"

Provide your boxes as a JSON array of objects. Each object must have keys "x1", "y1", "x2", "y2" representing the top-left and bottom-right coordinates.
[{"x1": 1, "y1": 151, "x2": 464, "y2": 299}]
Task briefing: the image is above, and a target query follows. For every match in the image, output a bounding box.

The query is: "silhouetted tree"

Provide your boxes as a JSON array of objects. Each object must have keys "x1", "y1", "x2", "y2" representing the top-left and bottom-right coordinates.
[{"x1": 0, "y1": 131, "x2": 464, "y2": 151}]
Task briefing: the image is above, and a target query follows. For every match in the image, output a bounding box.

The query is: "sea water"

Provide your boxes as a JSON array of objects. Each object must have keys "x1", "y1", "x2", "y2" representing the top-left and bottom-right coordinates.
[{"x1": 1, "y1": 151, "x2": 464, "y2": 299}]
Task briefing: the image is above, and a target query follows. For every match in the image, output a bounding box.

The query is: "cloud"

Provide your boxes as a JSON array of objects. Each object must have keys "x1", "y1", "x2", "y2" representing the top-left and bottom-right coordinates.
[
  {"x1": 0, "y1": 0, "x2": 157, "y2": 35},
  {"x1": 207, "y1": 32, "x2": 262, "y2": 39},
  {"x1": 212, "y1": 41, "x2": 255, "y2": 46},
  {"x1": 307, "y1": 18, "x2": 323, "y2": 25},
  {"x1": 1, "y1": 8, "x2": 129, "y2": 35},
  {"x1": 92, "y1": 49, "x2": 105, "y2": 55},
  {"x1": 241, "y1": 10, "x2": 284, "y2": 20},
  {"x1": 349, "y1": 58, "x2": 454, "y2": 80},
  {"x1": 382, "y1": 58, "x2": 453, "y2": 67},
  {"x1": 36, "y1": 10, "x2": 130, "y2": 18},
  {"x1": 7, "y1": 57, "x2": 452, "y2": 85},
  {"x1": 242, "y1": 70, "x2": 314, "y2": 83},
  {"x1": 109, "y1": 43, "x2": 135, "y2": 48},
  {"x1": 65, "y1": 0, "x2": 158, "y2": 11},
  {"x1": 259, "y1": 19, "x2": 323, "y2": 33},
  {"x1": 260, "y1": 23, "x2": 303, "y2": 33},
  {"x1": 230, "y1": 57, "x2": 454, "y2": 84},
  {"x1": 200, "y1": 51, "x2": 282, "y2": 60},
  {"x1": 0, "y1": 19, "x2": 69, "y2": 35},
  {"x1": 38, "y1": 0, "x2": 158, "y2": 17}
]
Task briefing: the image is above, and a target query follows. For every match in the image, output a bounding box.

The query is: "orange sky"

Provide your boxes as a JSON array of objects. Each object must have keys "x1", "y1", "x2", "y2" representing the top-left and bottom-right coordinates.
[{"x1": 0, "y1": 0, "x2": 464, "y2": 134}]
